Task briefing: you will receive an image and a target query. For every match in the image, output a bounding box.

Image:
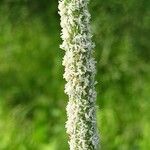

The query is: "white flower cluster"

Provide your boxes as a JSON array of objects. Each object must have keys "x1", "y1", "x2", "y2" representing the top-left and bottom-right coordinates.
[{"x1": 58, "y1": 0, "x2": 99, "y2": 149}]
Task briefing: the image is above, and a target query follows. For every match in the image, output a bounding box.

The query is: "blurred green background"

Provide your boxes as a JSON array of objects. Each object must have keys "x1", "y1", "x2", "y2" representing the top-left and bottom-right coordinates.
[{"x1": 0, "y1": 0, "x2": 149, "y2": 150}]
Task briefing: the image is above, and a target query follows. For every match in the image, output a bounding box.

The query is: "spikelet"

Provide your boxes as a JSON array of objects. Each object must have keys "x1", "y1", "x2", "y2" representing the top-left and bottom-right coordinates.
[{"x1": 58, "y1": 0, "x2": 99, "y2": 149}]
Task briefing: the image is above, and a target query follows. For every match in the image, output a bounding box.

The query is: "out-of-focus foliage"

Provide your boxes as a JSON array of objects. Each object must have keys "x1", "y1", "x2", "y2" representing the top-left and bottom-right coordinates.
[{"x1": 0, "y1": 0, "x2": 149, "y2": 150}]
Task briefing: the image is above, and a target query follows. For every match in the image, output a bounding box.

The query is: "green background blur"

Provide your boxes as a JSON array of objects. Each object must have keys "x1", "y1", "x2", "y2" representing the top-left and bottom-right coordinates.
[{"x1": 0, "y1": 0, "x2": 149, "y2": 150}]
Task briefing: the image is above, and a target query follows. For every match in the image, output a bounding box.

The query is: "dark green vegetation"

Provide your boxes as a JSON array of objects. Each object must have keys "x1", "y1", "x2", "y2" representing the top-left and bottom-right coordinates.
[{"x1": 0, "y1": 0, "x2": 149, "y2": 149}]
